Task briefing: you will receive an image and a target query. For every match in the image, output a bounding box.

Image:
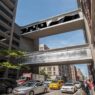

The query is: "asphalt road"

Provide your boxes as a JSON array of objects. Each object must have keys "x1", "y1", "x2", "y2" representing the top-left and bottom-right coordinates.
[
  {"x1": 1, "y1": 88, "x2": 86, "y2": 95},
  {"x1": 41, "y1": 88, "x2": 85, "y2": 95}
]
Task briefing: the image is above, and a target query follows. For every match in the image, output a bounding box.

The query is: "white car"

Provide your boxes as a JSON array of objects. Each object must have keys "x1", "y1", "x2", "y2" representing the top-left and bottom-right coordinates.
[
  {"x1": 13, "y1": 81, "x2": 48, "y2": 95},
  {"x1": 61, "y1": 82, "x2": 77, "y2": 94},
  {"x1": 75, "y1": 81, "x2": 81, "y2": 89}
]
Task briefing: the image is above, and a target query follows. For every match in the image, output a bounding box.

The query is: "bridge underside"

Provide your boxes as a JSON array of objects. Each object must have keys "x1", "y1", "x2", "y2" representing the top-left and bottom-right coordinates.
[{"x1": 25, "y1": 59, "x2": 92, "y2": 66}]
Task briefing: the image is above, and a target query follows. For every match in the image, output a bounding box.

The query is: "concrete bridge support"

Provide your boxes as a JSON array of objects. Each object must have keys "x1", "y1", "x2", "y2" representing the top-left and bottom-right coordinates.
[{"x1": 20, "y1": 37, "x2": 39, "y2": 52}]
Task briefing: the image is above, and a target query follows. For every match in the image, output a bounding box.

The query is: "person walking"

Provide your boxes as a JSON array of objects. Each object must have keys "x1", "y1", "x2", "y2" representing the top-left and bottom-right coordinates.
[
  {"x1": 87, "y1": 79, "x2": 95, "y2": 95},
  {"x1": 83, "y1": 80, "x2": 90, "y2": 95}
]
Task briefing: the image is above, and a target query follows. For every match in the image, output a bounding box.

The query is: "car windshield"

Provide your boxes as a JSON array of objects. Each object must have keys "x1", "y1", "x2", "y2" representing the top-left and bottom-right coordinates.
[
  {"x1": 64, "y1": 83, "x2": 74, "y2": 86},
  {"x1": 22, "y1": 82, "x2": 35, "y2": 87}
]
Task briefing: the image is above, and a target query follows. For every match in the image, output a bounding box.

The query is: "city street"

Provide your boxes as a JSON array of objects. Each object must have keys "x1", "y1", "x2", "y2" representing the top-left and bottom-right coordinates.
[
  {"x1": 41, "y1": 88, "x2": 86, "y2": 95},
  {"x1": 2, "y1": 88, "x2": 86, "y2": 95}
]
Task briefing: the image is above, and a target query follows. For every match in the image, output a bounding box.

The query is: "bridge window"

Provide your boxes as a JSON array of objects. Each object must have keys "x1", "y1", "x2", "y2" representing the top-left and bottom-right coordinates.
[
  {"x1": 63, "y1": 14, "x2": 80, "y2": 22},
  {"x1": 29, "y1": 25, "x2": 38, "y2": 31},
  {"x1": 49, "y1": 20, "x2": 59, "y2": 26},
  {"x1": 49, "y1": 14, "x2": 80, "y2": 26},
  {"x1": 21, "y1": 28, "x2": 27, "y2": 34},
  {"x1": 38, "y1": 22, "x2": 47, "y2": 29}
]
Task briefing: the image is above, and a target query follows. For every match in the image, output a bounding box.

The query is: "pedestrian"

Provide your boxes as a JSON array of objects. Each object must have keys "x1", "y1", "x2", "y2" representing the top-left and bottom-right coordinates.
[
  {"x1": 87, "y1": 79, "x2": 95, "y2": 95},
  {"x1": 84, "y1": 80, "x2": 90, "y2": 95}
]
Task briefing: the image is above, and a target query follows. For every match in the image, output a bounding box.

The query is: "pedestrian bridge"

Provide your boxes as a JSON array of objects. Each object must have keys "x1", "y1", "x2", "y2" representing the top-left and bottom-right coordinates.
[
  {"x1": 21, "y1": 9, "x2": 84, "y2": 39},
  {"x1": 23, "y1": 44, "x2": 92, "y2": 66}
]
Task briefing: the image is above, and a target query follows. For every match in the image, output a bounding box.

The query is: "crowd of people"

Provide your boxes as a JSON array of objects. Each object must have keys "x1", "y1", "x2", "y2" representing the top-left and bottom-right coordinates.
[{"x1": 83, "y1": 79, "x2": 95, "y2": 95}]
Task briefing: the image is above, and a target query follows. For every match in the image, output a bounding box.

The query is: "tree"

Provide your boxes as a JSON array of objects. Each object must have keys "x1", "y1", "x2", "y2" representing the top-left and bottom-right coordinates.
[
  {"x1": 0, "y1": 50, "x2": 26, "y2": 78},
  {"x1": 39, "y1": 68, "x2": 50, "y2": 80}
]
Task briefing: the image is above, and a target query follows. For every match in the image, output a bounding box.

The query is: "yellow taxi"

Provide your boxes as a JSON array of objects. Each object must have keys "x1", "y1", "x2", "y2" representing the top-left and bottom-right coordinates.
[{"x1": 49, "y1": 80, "x2": 64, "y2": 89}]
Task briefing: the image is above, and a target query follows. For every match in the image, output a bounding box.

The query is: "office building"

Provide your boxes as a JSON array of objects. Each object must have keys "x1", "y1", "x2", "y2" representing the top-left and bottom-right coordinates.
[{"x1": 0, "y1": 0, "x2": 18, "y2": 49}]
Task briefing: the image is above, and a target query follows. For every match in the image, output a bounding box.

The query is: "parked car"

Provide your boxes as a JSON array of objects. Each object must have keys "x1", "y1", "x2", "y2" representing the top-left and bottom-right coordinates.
[
  {"x1": 13, "y1": 80, "x2": 48, "y2": 95},
  {"x1": 0, "y1": 78, "x2": 17, "y2": 94},
  {"x1": 75, "y1": 81, "x2": 81, "y2": 89},
  {"x1": 61, "y1": 82, "x2": 77, "y2": 94},
  {"x1": 49, "y1": 80, "x2": 64, "y2": 90}
]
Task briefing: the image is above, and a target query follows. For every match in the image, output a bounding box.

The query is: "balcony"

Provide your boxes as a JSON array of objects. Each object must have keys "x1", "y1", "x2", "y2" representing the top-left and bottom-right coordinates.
[
  {"x1": 1, "y1": 0, "x2": 15, "y2": 9},
  {"x1": 0, "y1": 20, "x2": 11, "y2": 30},
  {"x1": 0, "y1": 1, "x2": 13, "y2": 16},
  {"x1": 0, "y1": 41, "x2": 9, "y2": 47},
  {"x1": 0, "y1": 10, "x2": 12, "y2": 22},
  {"x1": 0, "y1": 30, "x2": 10, "y2": 38}
]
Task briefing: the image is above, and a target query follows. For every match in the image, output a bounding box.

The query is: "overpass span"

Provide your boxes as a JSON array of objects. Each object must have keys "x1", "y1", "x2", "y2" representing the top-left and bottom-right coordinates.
[
  {"x1": 23, "y1": 44, "x2": 92, "y2": 66},
  {"x1": 21, "y1": 9, "x2": 84, "y2": 39}
]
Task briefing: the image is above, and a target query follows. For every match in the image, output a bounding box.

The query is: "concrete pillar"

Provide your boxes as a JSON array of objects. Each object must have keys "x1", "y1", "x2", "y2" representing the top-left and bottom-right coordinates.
[
  {"x1": 84, "y1": 16, "x2": 95, "y2": 80},
  {"x1": 32, "y1": 38, "x2": 39, "y2": 51},
  {"x1": 20, "y1": 37, "x2": 39, "y2": 52},
  {"x1": 84, "y1": 17, "x2": 92, "y2": 44},
  {"x1": 30, "y1": 65, "x2": 39, "y2": 74}
]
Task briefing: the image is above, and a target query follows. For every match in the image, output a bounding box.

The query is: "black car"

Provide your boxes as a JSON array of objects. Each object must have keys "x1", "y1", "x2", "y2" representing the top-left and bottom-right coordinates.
[{"x1": 0, "y1": 78, "x2": 17, "y2": 94}]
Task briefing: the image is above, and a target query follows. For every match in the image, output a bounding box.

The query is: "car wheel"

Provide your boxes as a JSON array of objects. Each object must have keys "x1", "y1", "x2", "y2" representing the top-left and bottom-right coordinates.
[
  {"x1": 29, "y1": 91, "x2": 34, "y2": 95},
  {"x1": 7, "y1": 87, "x2": 13, "y2": 94}
]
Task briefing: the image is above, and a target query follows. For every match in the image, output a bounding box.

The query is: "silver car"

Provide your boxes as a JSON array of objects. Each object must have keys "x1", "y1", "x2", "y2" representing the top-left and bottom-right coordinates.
[{"x1": 13, "y1": 81, "x2": 48, "y2": 95}]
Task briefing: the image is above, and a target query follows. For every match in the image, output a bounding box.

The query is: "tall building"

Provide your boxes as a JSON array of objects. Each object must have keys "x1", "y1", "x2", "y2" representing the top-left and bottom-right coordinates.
[
  {"x1": 0, "y1": 0, "x2": 18, "y2": 49},
  {"x1": 77, "y1": 0, "x2": 95, "y2": 80},
  {"x1": 69, "y1": 65, "x2": 77, "y2": 81},
  {"x1": 76, "y1": 68, "x2": 84, "y2": 81}
]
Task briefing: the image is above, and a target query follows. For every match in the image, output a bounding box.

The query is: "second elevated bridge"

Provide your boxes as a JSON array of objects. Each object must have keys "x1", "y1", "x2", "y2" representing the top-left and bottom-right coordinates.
[{"x1": 22, "y1": 44, "x2": 92, "y2": 66}]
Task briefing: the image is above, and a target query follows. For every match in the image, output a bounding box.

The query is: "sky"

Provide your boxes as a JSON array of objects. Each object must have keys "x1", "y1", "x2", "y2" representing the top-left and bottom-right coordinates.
[{"x1": 16, "y1": 0, "x2": 88, "y2": 76}]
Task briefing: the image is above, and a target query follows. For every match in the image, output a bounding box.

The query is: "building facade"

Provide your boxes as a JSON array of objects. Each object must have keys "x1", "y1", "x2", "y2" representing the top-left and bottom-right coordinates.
[
  {"x1": 39, "y1": 44, "x2": 71, "y2": 81},
  {"x1": 76, "y1": 68, "x2": 84, "y2": 81},
  {"x1": 77, "y1": 0, "x2": 95, "y2": 80},
  {"x1": 69, "y1": 65, "x2": 77, "y2": 81},
  {"x1": 0, "y1": 0, "x2": 18, "y2": 50}
]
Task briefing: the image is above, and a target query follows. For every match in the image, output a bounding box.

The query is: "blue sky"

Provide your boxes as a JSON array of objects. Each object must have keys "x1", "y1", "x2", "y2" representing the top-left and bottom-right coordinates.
[{"x1": 16, "y1": 0, "x2": 88, "y2": 76}]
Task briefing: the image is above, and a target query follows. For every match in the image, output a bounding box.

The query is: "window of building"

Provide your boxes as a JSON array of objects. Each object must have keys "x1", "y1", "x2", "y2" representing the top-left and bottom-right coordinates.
[
  {"x1": 53, "y1": 67, "x2": 55, "y2": 71},
  {"x1": 47, "y1": 67, "x2": 51, "y2": 71},
  {"x1": 48, "y1": 72, "x2": 51, "y2": 75},
  {"x1": 53, "y1": 72, "x2": 56, "y2": 75}
]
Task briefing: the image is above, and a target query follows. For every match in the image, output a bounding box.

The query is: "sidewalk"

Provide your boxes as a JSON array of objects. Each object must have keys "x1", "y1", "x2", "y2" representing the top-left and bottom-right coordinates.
[{"x1": 82, "y1": 90, "x2": 87, "y2": 95}]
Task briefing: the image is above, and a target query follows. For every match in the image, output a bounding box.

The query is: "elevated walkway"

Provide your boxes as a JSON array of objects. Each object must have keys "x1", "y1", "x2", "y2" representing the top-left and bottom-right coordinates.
[
  {"x1": 21, "y1": 9, "x2": 84, "y2": 39},
  {"x1": 23, "y1": 44, "x2": 92, "y2": 66}
]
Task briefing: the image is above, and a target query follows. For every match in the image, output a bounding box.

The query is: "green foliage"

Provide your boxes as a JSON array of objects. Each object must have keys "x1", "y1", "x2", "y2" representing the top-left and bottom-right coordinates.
[
  {"x1": 0, "y1": 50, "x2": 26, "y2": 70},
  {"x1": 39, "y1": 68, "x2": 50, "y2": 79},
  {"x1": 0, "y1": 50, "x2": 25, "y2": 57},
  {"x1": 0, "y1": 62, "x2": 19, "y2": 69},
  {"x1": 9, "y1": 50, "x2": 25, "y2": 57}
]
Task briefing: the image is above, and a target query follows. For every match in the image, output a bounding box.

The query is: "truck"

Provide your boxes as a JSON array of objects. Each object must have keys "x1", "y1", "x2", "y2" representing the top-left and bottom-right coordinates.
[{"x1": 16, "y1": 73, "x2": 45, "y2": 85}]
